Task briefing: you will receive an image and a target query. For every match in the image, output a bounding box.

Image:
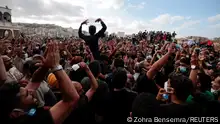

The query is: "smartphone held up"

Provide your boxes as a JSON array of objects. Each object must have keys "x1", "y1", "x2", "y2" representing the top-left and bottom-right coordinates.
[{"x1": 72, "y1": 64, "x2": 80, "y2": 71}]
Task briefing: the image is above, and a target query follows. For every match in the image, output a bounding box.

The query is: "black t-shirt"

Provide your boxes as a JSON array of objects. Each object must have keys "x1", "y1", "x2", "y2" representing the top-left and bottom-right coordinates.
[
  {"x1": 9, "y1": 108, "x2": 54, "y2": 124},
  {"x1": 85, "y1": 36, "x2": 100, "y2": 60},
  {"x1": 81, "y1": 77, "x2": 109, "y2": 115},
  {"x1": 64, "y1": 94, "x2": 94, "y2": 124},
  {"x1": 103, "y1": 88, "x2": 137, "y2": 123},
  {"x1": 90, "y1": 80, "x2": 109, "y2": 115},
  {"x1": 79, "y1": 24, "x2": 107, "y2": 60},
  {"x1": 154, "y1": 71, "x2": 167, "y2": 88},
  {"x1": 69, "y1": 69, "x2": 87, "y2": 82},
  {"x1": 99, "y1": 61, "x2": 111, "y2": 75},
  {"x1": 202, "y1": 100, "x2": 220, "y2": 117},
  {"x1": 136, "y1": 74, "x2": 159, "y2": 95}
]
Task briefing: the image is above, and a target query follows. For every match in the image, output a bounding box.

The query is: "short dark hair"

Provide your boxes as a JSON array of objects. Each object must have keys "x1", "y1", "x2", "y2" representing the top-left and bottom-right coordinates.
[
  {"x1": 0, "y1": 82, "x2": 20, "y2": 119},
  {"x1": 23, "y1": 60, "x2": 39, "y2": 76},
  {"x1": 115, "y1": 52, "x2": 122, "y2": 59},
  {"x1": 114, "y1": 58, "x2": 124, "y2": 68},
  {"x1": 88, "y1": 60, "x2": 101, "y2": 77},
  {"x1": 132, "y1": 93, "x2": 160, "y2": 117},
  {"x1": 100, "y1": 54, "x2": 109, "y2": 62},
  {"x1": 198, "y1": 73, "x2": 212, "y2": 92},
  {"x1": 168, "y1": 73, "x2": 194, "y2": 102},
  {"x1": 112, "y1": 67, "x2": 127, "y2": 89},
  {"x1": 134, "y1": 64, "x2": 141, "y2": 73},
  {"x1": 89, "y1": 25, "x2": 96, "y2": 35},
  {"x1": 180, "y1": 57, "x2": 190, "y2": 65},
  {"x1": 181, "y1": 50, "x2": 187, "y2": 55},
  {"x1": 32, "y1": 49, "x2": 41, "y2": 55}
]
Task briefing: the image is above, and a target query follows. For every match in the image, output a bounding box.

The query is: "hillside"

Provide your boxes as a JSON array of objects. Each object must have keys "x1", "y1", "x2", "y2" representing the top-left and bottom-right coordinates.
[{"x1": 13, "y1": 23, "x2": 79, "y2": 37}]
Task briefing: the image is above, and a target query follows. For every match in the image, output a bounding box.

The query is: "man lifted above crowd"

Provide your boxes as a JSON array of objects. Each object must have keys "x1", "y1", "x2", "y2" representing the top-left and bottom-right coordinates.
[{"x1": 78, "y1": 18, "x2": 107, "y2": 60}]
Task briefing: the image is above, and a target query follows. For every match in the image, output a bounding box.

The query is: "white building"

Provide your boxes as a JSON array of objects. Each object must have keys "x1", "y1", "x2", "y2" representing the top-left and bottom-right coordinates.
[
  {"x1": 0, "y1": 6, "x2": 12, "y2": 26},
  {"x1": 117, "y1": 31, "x2": 125, "y2": 37},
  {"x1": 0, "y1": 6, "x2": 20, "y2": 39}
]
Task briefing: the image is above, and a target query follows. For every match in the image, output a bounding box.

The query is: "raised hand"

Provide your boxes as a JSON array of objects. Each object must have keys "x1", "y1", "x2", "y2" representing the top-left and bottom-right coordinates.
[
  {"x1": 79, "y1": 62, "x2": 90, "y2": 72},
  {"x1": 156, "y1": 50, "x2": 162, "y2": 54},
  {"x1": 59, "y1": 42, "x2": 65, "y2": 51},
  {"x1": 85, "y1": 46, "x2": 91, "y2": 53},
  {"x1": 95, "y1": 18, "x2": 102, "y2": 23},
  {"x1": 81, "y1": 19, "x2": 89, "y2": 25},
  {"x1": 116, "y1": 42, "x2": 123, "y2": 50},
  {"x1": 156, "y1": 88, "x2": 167, "y2": 101},
  {"x1": 36, "y1": 42, "x2": 60, "y2": 68},
  {"x1": 168, "y1": 43, "x2": 176, "y2": 54},
  {"x1": 191, "y1": 52, "x2": 198, "y2": 66}
]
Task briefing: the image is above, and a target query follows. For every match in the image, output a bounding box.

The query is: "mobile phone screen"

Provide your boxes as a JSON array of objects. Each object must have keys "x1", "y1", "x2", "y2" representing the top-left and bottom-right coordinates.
[
  {"x1": 72, "y1": 64, "x2": 80, "y2": 71},
  {"x1": 163, "y1": 94, "x2": 169, "y2": 100}
]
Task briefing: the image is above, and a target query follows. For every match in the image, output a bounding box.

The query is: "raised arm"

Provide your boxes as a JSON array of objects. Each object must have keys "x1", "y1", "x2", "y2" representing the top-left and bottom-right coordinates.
[
  {"x1": 0, "y1": 42, "x2": 7, "y2": 86},
  {"x1": 0, "y1": 55, "x2": 7, "y2": 86},
  {"x1": 48, "y1": 43, "x2": 79, "y2": 124},
  {"x1": 160, "y1": 42, "x2": 169, "y2": 52},
  {"x1": 175, "y1": 50, "x2": 180, "y2": 61},
  {"x1": 64, "y1": 44, "x2": 73, "y2": 60},
  {"x1": 86, "y1": 46, "x2": 94, "y2": 62},
  {"x1": 189, "y1": 51, "x2": 199, "y2": 88},
  {"x1": 30, "y1": 42, "x2": 79, "y2": 124},
  {"x1": 78, "y1": 19, "x2": 88, "y2": 40},
  {"x1": 147, "y1": 43, "x2": 176, "y2": 80},
  {"x1": 26, "y1": 46, "x2": 50, "y2": 90},
  {"x1": 95, "y1": 18, "x2": 107, "y2": 37},
  {"x1": 108, "y1": 42, "x2": 122, "y2": 59},
  {"x1": 150, "y1": 50, "x2": 161, "y2": 65},
  {"x1": 79, "y1": 62, "x2": 98, "y2": 101}
]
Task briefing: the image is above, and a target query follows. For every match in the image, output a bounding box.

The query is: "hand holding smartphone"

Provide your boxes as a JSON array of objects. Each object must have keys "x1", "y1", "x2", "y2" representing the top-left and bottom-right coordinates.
[{"x1": 72, "y1": 64, "x2": 80, "y2": 71}]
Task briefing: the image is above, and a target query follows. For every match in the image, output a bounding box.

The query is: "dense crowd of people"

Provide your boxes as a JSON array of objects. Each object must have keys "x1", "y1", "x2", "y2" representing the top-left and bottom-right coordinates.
[{"x1": 0, "y1": 18, "x2": 220, "y2": 124}]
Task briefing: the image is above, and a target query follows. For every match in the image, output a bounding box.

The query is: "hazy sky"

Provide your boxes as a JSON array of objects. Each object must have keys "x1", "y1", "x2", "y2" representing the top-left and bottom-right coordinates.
[{"x1": 1, "y1": 0, "x2": 220, "y2": 38}]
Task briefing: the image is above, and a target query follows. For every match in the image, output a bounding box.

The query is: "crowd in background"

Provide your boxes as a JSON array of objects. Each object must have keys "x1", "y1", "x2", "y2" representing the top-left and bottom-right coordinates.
[{"x1": 0, "y1": 18, "x2": 220, "y2": 124}]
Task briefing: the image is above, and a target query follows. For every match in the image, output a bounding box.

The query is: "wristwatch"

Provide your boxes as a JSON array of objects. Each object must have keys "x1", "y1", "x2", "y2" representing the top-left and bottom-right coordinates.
[
  {"x1": 51, "y1": 65, "x2": 63, "y2": 73},
  {"x1": 191, "y1": 65, "x2": 197, "y2": 70}
]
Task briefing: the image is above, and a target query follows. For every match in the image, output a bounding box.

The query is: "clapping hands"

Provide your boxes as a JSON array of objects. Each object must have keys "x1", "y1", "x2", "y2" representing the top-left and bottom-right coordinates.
[{"x1": 36, "y1": 42, "x2": 60, "y2": 68}]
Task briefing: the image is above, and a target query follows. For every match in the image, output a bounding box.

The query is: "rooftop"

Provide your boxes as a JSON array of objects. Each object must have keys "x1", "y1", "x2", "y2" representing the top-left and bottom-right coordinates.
[{"x1": 0, "y1": 6, "x2": 12, "y2": 10}]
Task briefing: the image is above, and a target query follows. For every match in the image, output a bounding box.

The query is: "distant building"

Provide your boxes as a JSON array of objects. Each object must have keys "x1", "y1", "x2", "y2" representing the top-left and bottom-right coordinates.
[
  {"x1": 0, "y1": 6, "x2": 12, "y2": 25},
  {"x1": 0, "y1": 6, "x2": 20, "y2": 39},
  {"x1": 117, "y1": 32, "x2": 125, "y2": 37},
  {"x1": 83, "y1": 31, "x2": 89, "y2": 35},
  {"x1": 72, "y1": 29, "x2": 79, "y2": 37},
  {"x1": 105, "y1": 31, "x2": 108, "y2": 36}
]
